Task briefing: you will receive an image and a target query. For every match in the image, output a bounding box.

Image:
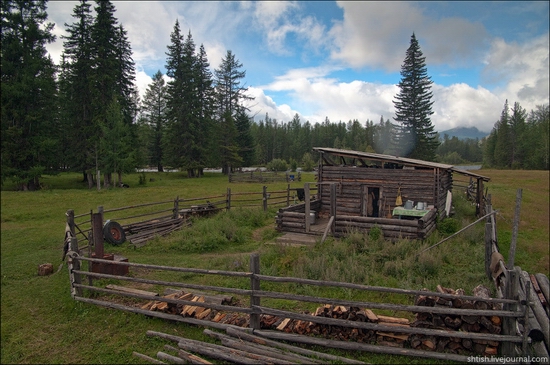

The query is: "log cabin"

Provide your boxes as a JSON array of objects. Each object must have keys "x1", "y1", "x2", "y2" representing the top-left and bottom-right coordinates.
[{"x1": 276, "y1": 147, "x2": 490, "y2": 241}]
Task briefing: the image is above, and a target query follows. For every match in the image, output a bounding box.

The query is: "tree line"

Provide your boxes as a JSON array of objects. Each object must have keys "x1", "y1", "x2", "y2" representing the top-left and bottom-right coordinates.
[{"x1": 2, "y1": 1, "x2": 547, "y2": 191}]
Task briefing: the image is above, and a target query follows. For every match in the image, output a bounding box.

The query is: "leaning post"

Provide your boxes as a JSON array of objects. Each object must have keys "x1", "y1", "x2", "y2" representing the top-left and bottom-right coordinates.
[{"x1": 249, "y1": 253, "x2": 261, "y2": 330}]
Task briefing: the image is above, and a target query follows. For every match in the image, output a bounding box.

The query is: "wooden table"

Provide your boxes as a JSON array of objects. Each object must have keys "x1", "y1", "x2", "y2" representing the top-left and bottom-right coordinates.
[{"x1": 392, "y1": 207, "x2": 431, "y2": 219}]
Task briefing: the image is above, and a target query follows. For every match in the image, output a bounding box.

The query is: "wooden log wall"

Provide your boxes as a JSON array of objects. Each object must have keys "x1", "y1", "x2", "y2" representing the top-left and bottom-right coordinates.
[
  {"x1": 318, "y1": 166, "x2": 451, "y2": 217},
  {"x1": 333, "y1": 209, "x2": 437, "y2": 240},
  {"x1": 275, "y1": 200, "x2": 322, "y2": 233}
]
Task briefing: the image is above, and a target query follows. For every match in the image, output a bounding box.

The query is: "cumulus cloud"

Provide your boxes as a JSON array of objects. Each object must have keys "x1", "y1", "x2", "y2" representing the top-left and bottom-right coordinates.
[
  {"x1": 431, "y1": 84, "x2": 502, "y2": 133},
  {"x1": 251, "y1": 1, "x2": 328, "y2": 57},
  {"x1": 329, "y1": 2, "x2": 489, "y2": 71},
  {"x1": 482, "y1": 33, "x2": 549, "y2": 111}
]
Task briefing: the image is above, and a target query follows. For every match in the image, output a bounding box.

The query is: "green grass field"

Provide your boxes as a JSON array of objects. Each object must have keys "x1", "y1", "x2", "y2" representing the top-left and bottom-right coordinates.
[{"x1": 1, "y1": 169, "x2": 548, "y2": 364}]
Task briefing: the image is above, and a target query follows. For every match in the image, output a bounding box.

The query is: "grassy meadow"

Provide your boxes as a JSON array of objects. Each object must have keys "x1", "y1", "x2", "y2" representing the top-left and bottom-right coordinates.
[{"x1": 1, "y1": 169, "x2": 548, "y2": 364}]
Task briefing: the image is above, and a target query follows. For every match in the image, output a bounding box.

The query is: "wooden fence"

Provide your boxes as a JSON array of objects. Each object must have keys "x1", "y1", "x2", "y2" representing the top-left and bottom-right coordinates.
[
  {"x1": 484, "y1": 190, "x2": 550, "y2": 359},
  {"x1": 64, "y1": 245, "x2": 529, "y2": 362},
  {"x1": 229, "y1": 171, "x2": 301, "y2": 183},
  {"x1": 62, "y1": 184, "x2": 549, "y2": 362},
  {"x1": 65, "y1": 184, "x2": 311, "y2": 249}
]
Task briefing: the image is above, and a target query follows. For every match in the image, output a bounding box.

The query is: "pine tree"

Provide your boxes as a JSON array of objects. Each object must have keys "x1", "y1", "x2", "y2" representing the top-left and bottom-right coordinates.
[
  {"x1": 1, "y1": 0, "x2": 60, "y2": 190},
  {"x1": 141, "y1": 70, "x2": 167, "y2": 171},
  {"x1": 393, "y1": 33, "x2": 439, "y2": 161},
  {"x1": 193, "y1": 44, "x2": 216, "y2": 176},
  {"x1": 509, "y1": 102, "x2": 527, "y2": 168},
  {"x1": 214, "y1": 50, "x2": 253, "y2": 173},
  {"x1": 493, "y1": 100, "x2": 512, "y2": 168},
  {"x1": 235, "y1": 108, "x2": 256, "y2": 167},
  {"x1": 59, "y1": 0, "x2": 95, "y2": 181},
  {"x1": 164, "y1": 24, "x2": 200, "y2": 176}
]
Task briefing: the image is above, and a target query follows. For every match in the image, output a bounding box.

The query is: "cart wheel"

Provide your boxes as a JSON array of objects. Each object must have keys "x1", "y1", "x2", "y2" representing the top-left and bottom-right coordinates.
[{"x1": 103, "y1": 221, "x2": 126, "y2": 245}]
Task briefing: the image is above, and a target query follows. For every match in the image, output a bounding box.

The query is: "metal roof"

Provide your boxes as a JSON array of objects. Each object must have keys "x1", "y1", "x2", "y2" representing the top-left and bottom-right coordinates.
[{"x1": 313, "y1": 147, "x2": 490, "y2": 181}]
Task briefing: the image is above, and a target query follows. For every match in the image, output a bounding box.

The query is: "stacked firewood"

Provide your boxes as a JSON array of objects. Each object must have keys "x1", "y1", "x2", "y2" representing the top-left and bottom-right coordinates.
[
  {"x1": 259, "y1": 305, "x2": 411, "y2": 347},
  {"x1": 141, "y1": 290, "x2": 249, "y2": 327},
  {"x1": 137, "y1": 286, "x2": 503, "y2": 356},
  {"x1": 411, "y1": 284, "x2": 501, "y2": 355}
]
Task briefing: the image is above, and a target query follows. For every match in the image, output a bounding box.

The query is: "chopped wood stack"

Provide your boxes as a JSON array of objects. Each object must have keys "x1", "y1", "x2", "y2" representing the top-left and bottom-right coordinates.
[
  {"x1": 140, "y1": 289, "x2": 239, "y2": 323},
  {"x1": 411, "y1": 284, "x2": 501, "y2": 356},
  {"x1": 136, "y1": 285, "x2": 505, "y2": 357},
  {"x1": 260, "y1": 305, "x2": 411, "y2": 347}
]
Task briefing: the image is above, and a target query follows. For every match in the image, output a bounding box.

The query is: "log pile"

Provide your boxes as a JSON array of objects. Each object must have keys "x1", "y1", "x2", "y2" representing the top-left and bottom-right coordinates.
[
  {"x1": 411, "y1": 284, "x2": 501, "y2": 356},
  {"x1": 136, "y1": 286, "x2": 506, "y2": 357},
  {"x1": 139, "y1": 328, "x2": 365, "y2": 364},
  {"x1": 124, "y1": 217, "x2": 190, "y2": 246}
]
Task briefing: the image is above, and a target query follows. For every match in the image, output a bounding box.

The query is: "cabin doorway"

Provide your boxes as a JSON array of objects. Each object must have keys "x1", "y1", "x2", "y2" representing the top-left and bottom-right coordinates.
[{"x1": 361, "y1": 186, "x2": 380, "y2": 217}]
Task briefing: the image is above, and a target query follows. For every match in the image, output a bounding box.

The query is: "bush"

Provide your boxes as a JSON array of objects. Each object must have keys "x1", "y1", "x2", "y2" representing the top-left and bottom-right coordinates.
[
  {"x1": 437, "y1": 217, "x2": 460, "y2": 235},
  {"x1": 266, "y1": 159, "x2": 288, "y2": 172},
  {"x1": 301, "y1": 153, "x2": 316, "y2": 172},
  {"x1": 289, "y1": 158, "x2": 298, "y2": 172}
]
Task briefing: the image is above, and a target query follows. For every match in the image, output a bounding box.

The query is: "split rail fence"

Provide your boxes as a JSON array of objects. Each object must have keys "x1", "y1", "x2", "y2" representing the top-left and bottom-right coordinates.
[
  {"x1": 65, "y1": 242, "x2": 532, "y2": 363},
  {"x1": 229, "y1": 171, "x2": 301, "y2": 183},
  {"x1": 65, "y1": 184, "x2": 317, "y2": 250},
  {"x1": 483, "y1": 191, "x2": 550, "y2": 359},
  {"x1": 62, "y1": 184, "x2": 549, "y2": 362}
]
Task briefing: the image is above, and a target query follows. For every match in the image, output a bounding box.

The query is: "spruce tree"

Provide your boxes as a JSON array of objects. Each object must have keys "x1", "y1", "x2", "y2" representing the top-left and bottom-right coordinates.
[
  {"x1": 141, "y1": 70, "x2": 167, "y2": 172},
  {"x1": 194, "y1": 44, "x2": 216, "y2": 174},
  {"x1": 393, "y1": 33, "x2": 439, "y2": 161},
  {"x1": 493, "y1": 100, "x2": 512, "y2": 168},
  {"x1": 214, "y1": 50, "x2": 253, "y2": 173},
  {"x1": 1, "y1": 0, "x2": 60, "y2": 190},
  {"x1": 164, "y1": 25, "x2": 201, "y2": 176},
  {"x1": 59, "y1": 0, "x2": 95, "y2": 181}
]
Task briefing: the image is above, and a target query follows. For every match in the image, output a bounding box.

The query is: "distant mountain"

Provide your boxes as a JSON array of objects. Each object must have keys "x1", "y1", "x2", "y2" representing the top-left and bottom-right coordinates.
[{"x1": 438, "y1": 127, "x2": 488, "y2": 140}]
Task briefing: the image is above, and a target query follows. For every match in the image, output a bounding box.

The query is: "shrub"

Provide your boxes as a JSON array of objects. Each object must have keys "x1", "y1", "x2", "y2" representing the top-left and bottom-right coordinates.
[
  {"x1": 438, "y1": 217, "x2": 460, "y2": 235},
  {"x1": 266, "y1": 159, "x2": 288, "y2": 172},
  {"x1": 301, "y1": 153, "x2": 316, "y2": 172}
]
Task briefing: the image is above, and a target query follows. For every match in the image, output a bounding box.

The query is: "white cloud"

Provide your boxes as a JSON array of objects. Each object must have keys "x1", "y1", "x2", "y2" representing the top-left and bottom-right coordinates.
[
  {"x1": 483, "y1": 33, "x2": 550, "y2": 111},
  {"x1": 252, "y1": 1, "x2": 327, "y2": 57},
  {"x1": 329, "y1": 2, "x2": 489, "y2": 71},
  {"x1": 431, "y1": 83, "x2": 502, "y2": 133}
]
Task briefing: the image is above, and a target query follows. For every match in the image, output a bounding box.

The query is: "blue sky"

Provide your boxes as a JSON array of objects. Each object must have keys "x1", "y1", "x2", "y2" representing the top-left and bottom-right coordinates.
[{"x1": 45, "y1": 1, "x2": 549, "y2": 133}]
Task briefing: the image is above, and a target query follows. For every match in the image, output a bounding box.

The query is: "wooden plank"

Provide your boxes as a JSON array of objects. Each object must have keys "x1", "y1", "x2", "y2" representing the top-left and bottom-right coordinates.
[
  {"x1": 377, "y1": 315, "x2": 410, "y2": 325},
  {"x1": 106, "y1": 284, "x2": 159, "y2": 297}
]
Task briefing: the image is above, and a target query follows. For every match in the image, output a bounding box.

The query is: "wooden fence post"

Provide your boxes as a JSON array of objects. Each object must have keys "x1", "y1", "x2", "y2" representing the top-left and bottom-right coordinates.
[
  {"x1": 305, "y1": 183, "x2": 310, "y2": 233},
  {"x1": 249, "y1": 253, "x2": 260, "y2": 330},
  {"x1": 92, "y1": 213, "x2": 104, "y2": 259},
  {"x1": 68, "y1": 236, "x2": 82, "y2": 298},
  {"x1": 330, "y1": 183, "x2": 337, "y2": 233},
  {"x1": 66, "y1": 209, "x2": 76, "y2": 237},
  {"x1": 286, "y1": 184, "x2": 290, "y2": 207},
  {"x1": 508, "y1": 189, "x2": 522, "y2": 268},
  {"x1": 501, "y1": 268, "x2": 518, "y2": 356},
  {"x1": 262, "y1": 186, "x2": 268, "y2": 212},
  {"x1": 226, "y1": 188, "x2": 231, "y2": 211},
  {"x1": 98, "y1": 205, "x2": 104, "y2": 223},
  {"x1": 173, "y1": 196, "x2": 179, "y2": 219},
  {"x1": 485, "y1": 222, "x2": 493, "y2": 281}
]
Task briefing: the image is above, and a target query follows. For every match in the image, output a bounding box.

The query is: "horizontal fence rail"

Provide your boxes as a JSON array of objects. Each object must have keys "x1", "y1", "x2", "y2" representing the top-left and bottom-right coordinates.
[
  {"x1": 65, "y1": 184, "x2": 318, "y2": 248},
  {"x1": 66, "y1": 246, "x2": 529, "y2": 362}
]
